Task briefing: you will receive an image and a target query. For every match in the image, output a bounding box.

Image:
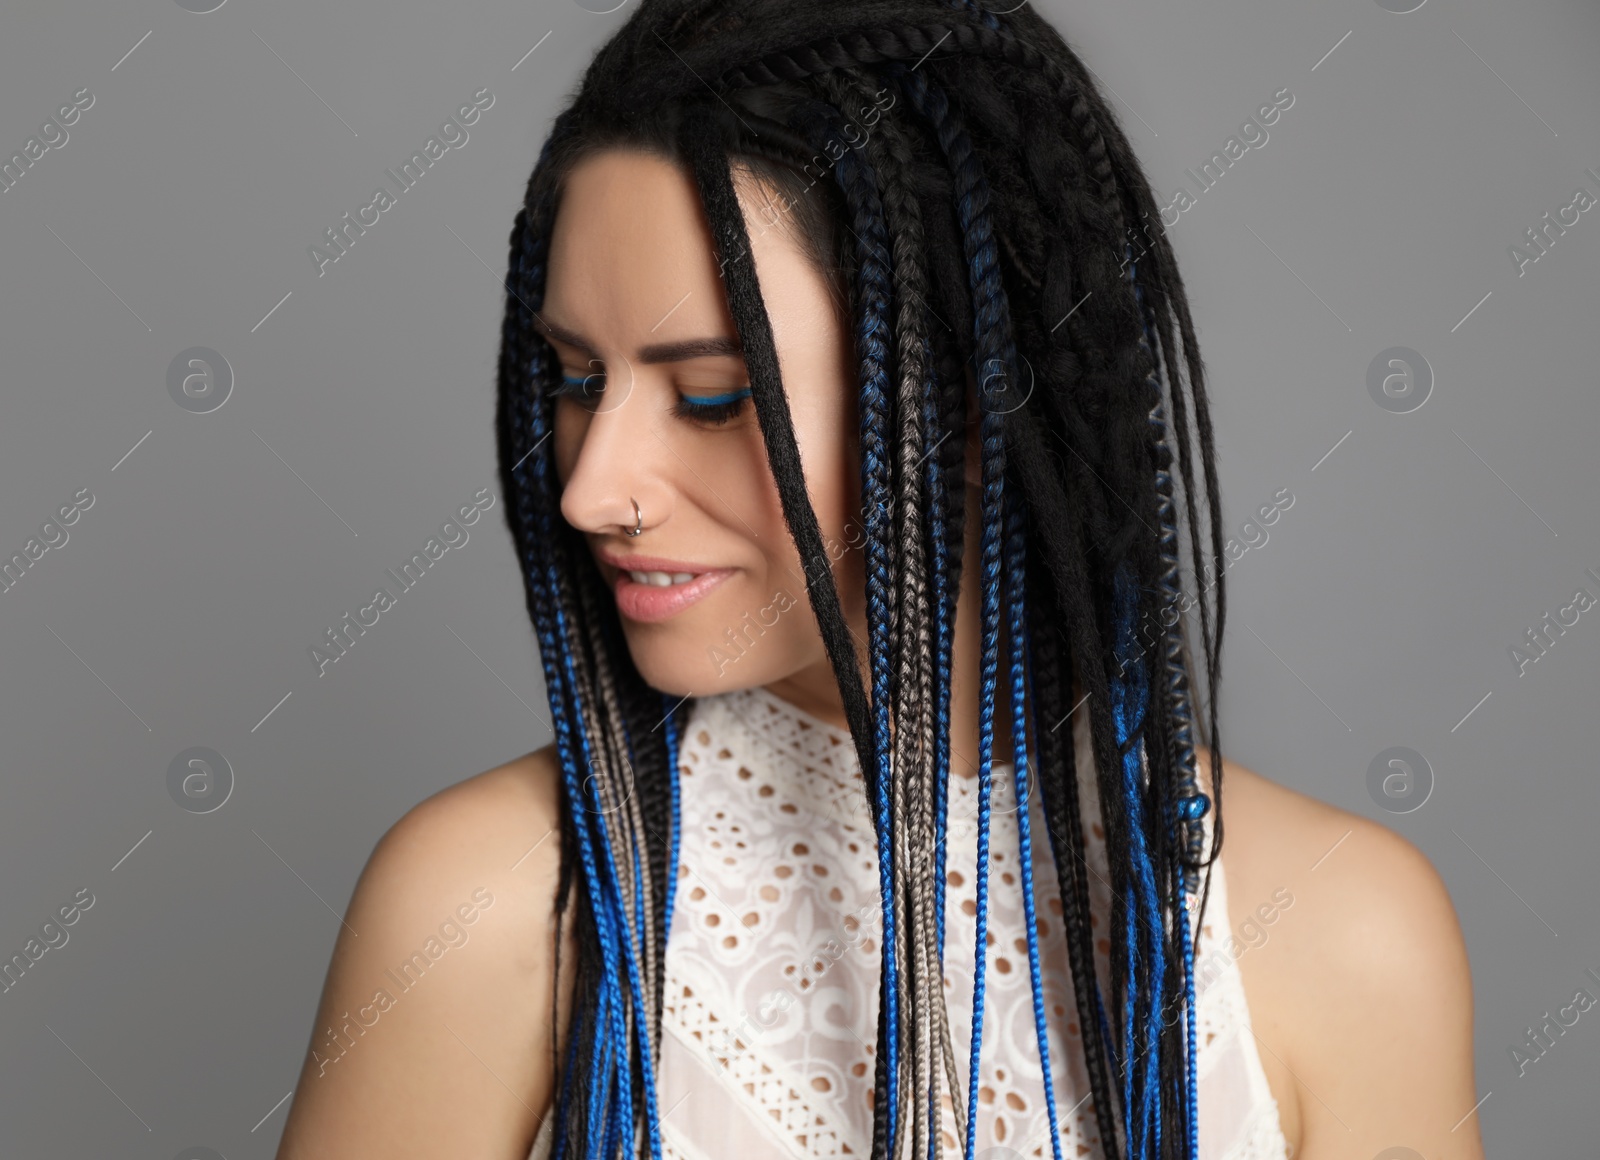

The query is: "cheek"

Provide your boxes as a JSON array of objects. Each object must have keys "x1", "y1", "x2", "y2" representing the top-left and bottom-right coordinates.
[
  {"x1": 755, "y1": 406, "x2": 862, "y2": 597},
  {"x1": 699, "y1": 424, "x2": 786, "y2": 545},
  {"x1": 551, "y1": 401, "x2": 585, "y2": 484},
  {"x1": 804, "y1": 405, "x2": 861, "y2": 549}
]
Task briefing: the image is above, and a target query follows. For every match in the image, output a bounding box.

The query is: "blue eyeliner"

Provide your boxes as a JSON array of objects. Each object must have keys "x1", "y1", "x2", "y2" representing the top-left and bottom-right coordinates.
[
  {"x1": 555, "y1": 375, "x2": 749, "y2": 423},
  {"x1": 557, "y1": 377, "x2": 748, "y2": 405},
  {"x1": 681, "y1": 387, "x2": 752, "y2": 407}
]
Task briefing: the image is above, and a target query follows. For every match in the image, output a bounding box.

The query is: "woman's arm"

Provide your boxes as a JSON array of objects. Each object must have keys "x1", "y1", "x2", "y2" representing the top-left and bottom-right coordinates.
[{"x1": 275, "y1": 746, "x2": 570, "y2": 1160}]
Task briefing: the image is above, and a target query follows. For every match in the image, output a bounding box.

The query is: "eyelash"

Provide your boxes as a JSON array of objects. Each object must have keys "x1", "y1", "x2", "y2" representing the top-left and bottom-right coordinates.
[{"x1": 554, "y1": 373, "x2": 752, "y2": 425}]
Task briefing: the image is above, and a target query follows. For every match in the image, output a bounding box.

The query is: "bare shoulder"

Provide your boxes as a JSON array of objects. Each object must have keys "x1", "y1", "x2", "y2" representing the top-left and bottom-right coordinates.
[
  {"x1": 275, "y1": 743, "x2": 572, "y2": 1160},
  {"x1": 1200, "y1": 749, "x2": 1483, "y2": 1159}
]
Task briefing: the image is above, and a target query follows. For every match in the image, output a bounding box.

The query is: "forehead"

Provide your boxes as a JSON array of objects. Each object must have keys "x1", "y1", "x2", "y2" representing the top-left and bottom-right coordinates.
[
  {"x1": 543, "y1": 149, "x2": 728, "y2": 342},
  {"x1": 541, "y1": 147, "x2": 817, "y2": 353}
]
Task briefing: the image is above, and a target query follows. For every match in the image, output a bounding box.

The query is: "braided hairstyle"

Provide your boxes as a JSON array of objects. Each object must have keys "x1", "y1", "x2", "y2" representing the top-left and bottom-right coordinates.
[{"x1": 494, "y1": 2, "x2": 1228, "y2": 1157}]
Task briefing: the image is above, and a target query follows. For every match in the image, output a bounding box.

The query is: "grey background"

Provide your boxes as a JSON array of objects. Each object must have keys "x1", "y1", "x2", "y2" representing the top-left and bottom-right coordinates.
[{"x1": 0, "y1": 0, "x2": 1595, "y2": 1155}]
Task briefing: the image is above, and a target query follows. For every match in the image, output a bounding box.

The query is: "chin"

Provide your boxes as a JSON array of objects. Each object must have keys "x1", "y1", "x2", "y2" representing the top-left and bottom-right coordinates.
[
  {"x1": 620, "y1": 590, "x2": 796, "y2": 698},
  {"x1": 616, "y1": 605, "x2": 738, "y2": 698},
  {"x1": 622, "y1": 648, "x2": 706, "y2": 700},
  {"x1": 624, "y1": 658, "x2": 761, "y2": 703}
]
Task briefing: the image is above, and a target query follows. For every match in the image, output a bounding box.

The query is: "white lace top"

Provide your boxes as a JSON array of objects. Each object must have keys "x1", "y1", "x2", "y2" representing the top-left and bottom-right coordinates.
[{"x1": 529, "y1": 684, "x2": 1290, "y2": 1160}]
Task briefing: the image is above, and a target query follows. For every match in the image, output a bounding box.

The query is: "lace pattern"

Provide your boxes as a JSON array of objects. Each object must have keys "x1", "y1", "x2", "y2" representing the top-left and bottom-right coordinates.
[{"x1": 529, "y1": 685, "x2": 1290, "y2": 1160}]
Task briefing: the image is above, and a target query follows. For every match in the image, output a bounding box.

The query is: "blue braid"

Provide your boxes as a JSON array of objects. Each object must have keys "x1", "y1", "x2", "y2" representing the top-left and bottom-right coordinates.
[
  {"x1": 550, "y1": 980, "x2": 582, "y2": 1159},
  {"x1": 1127, "y1": 243, "x2": 1208, "y2": 1160},
  {"x1": 812, "y1": 102, "x2": 902, "y2": 1152},
  {"x1": 557, "y1": 670, "x2": 664, "y2": 1157},
  {"x1": 552, "y1": 651, "x2": 634, "y2": 1156},
  {"x1": 890, "y1": 63, "x2": 1016, "y2": 1160},
  {"x1": 1174, "y1": 879, "x2": 1198, "y2": 1160},
  {"x1": 964, "y1": 500, "x2": 1000, "y2": 1160},
  {"x1": 1004, "y1": 485, "x2": 1069, "y2": 1160},
  {"x1": 576, "y1": 725, "x2": 669, "y2": 1159},
  {"x1": 513, "y1": 282, "x2": 624, "y2": 1159},
  {"x1": 589, "y1": 941, "x2": 617, "y2": 1148},
  {"x1": 662, "y1": 696, "x2": 685, "y2": 942},
  {"x1": 1110, "y1": 571, "x2": 1138, "y2": 1159},
  {"x1": 924, "y1": 377, "x2": 958, "y2": 1160},
  {"x1": 599, "y1": 1017, "x2": 621, "y2": 1158},
  {"x1": 1107, "y1": 560, "x2": 1163, "y2": 1160},
  {"x1": 948, "y1": 0, "x2": 1005, "y2": 32},
  {"x1": 619, "y1": 727, "x2": 653, "y2": 1094}
]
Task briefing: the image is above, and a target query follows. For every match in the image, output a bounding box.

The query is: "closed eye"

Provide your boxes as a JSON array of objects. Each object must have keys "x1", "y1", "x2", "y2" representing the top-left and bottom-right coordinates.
[
  {"x1": 559, "y1": 372, "x2": 602, "y2": 396},
  {"x1": 674, "y1": 386, "x2": 751, "y2": 425},
  {"x1": 550, "y1": 370, "x2": 751, "y2": 426},
  {"x1": 550, "y1": 368, "x2": 606, "y2": 408}
]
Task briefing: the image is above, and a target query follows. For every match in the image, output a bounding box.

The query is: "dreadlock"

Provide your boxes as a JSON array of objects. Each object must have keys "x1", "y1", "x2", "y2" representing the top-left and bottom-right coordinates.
[{"x1": 493, "y1": 1, "x2": 1229, "y2": 1157}]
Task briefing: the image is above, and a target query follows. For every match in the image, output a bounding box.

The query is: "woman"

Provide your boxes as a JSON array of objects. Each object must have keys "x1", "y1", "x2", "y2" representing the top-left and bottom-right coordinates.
[{"x1": 276, "y1": 2, "x2": 1482, "y2": 1158}]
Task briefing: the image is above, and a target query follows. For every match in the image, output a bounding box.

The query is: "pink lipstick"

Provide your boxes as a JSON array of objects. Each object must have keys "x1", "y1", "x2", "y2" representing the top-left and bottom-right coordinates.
[{"x1": 600, "y1": 551, "x2": 734, "y2": 623}]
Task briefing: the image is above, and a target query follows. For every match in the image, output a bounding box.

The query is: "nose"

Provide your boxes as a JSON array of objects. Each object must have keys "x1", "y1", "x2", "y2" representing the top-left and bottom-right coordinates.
[{"x1": 557, "y1": 368, "x2": 667, "y2": 538}]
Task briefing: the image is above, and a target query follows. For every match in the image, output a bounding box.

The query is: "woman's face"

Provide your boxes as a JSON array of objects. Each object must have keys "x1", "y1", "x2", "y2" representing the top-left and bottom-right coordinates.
[{"x1": 543, "y1": 147, "x2": 867, "y2": 699}]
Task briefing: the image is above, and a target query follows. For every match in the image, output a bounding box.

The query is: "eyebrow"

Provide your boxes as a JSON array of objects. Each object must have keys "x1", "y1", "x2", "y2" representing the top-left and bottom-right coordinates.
[{"x1": 535, "y1": 315, "x2": 744, "y2": 364}]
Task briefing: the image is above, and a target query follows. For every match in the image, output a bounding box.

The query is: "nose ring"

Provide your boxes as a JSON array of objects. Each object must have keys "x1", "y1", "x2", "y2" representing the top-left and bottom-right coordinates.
[{"x1": 626, "y1": 496, "x2": 643, "y2": 537}]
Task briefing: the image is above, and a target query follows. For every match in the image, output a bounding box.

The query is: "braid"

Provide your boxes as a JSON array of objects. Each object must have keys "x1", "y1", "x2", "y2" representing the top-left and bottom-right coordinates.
[
  {"x1": 1005, "y1": 482, "x2": 1072, "y2": 1160},
  {"x1": 826, "y1": 67, "x2": 962, "y2": 1160},
  {"x1": 884, "y1": 63, "x2": 1014, "y2": 1160},
  {"x1": 494, "y1": 4, "x2": 1228, "y2": 1157},
  {"x1": 788, "y1": 82, "x2": 907, "y2": 1156},
  {"x1": 923, "y1": 157, "x2": 972, "y2": 1160}
]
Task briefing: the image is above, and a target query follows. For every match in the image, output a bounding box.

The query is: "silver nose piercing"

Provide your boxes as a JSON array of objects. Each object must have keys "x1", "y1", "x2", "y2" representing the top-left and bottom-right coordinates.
[{"x1": 626, "y1": 497, "x2": 643, "y2": 537}]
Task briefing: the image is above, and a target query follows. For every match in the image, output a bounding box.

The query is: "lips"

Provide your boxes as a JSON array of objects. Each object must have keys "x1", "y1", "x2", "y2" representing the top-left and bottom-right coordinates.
[
  {"x1": 611, "y1": 567, "x2": 734, "y2": 623},
  {"x1": 597, "y1": 551, "x2": 734, "y2": 623},
  {"x1": 600, "y1": 552, "x2": 718, "y2": 575}
]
